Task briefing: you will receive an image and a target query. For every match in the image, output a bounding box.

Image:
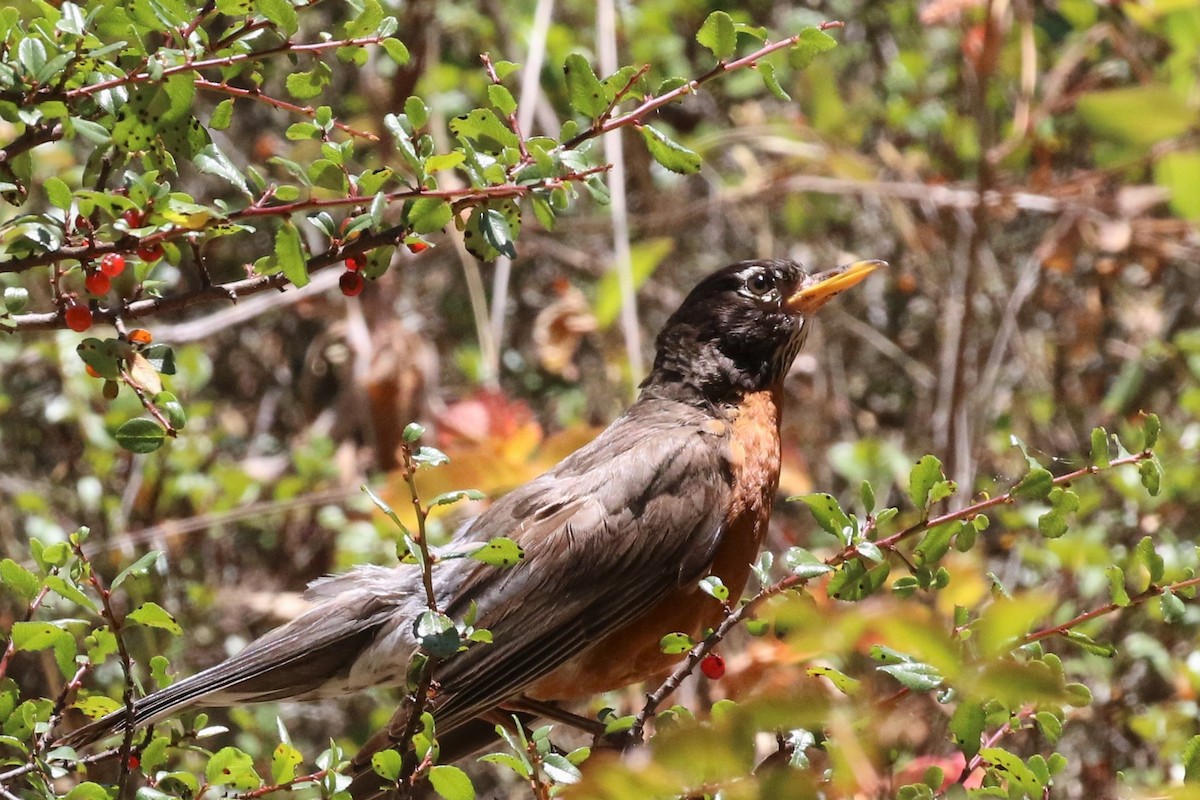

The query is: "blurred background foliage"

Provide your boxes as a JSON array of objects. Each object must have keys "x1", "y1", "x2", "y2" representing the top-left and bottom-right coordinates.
[{"x1": 2, "y1": 0, "x2": 1200, "y2": 797}]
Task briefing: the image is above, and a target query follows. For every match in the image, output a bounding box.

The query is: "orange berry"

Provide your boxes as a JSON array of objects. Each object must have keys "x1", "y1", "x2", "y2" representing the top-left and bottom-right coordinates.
[
  {"x1": 128, "y1": 328, "x2": 153, "y2": 345},
  {"x1": 85, "y1": 364, "x2": 101, "y2": 378},
  {"x1": 407, "y1": 241, "x2": 429, "y2": 254},
  {"x1": 345, "y1": 253, "x2": 366, "y2": 272}
]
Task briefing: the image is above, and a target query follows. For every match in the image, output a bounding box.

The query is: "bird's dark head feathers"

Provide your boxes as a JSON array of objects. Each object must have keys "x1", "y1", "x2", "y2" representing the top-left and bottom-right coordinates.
[{"x1": 641, "y1": 259, "x2": 883, "y2": 406}]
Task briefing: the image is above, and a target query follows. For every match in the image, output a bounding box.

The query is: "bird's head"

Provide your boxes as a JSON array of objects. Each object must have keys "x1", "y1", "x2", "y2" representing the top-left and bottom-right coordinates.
[{"x1": 641, "y1": 258, "x2": 885, "y2": 405}]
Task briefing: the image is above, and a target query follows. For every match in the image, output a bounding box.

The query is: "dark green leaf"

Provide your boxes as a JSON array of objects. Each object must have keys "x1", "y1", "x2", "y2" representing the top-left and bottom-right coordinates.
[
  {"x1": 1143, "y1": 412, "x2": 1161, "y2": 450},
  {"x1": 115, "y1": 418, "x2": 166, "y2": 453},
  {"x1": 153, "y1": 392, "x2": 186, "y2": 430},
  {"x1": 827, "y1": 559, "x2": 889, "y2": 601},
  {"x1": 639, "y1": 124, "x2": 701, "y2": 174},
  {"x1": 1063, "y1": 630, "x2": 1115, "y2": 657},
  {"x1": 415, "y1": 610, "x2": 460, "y2": 658},
  {"x1": 1184, "y1": 734, "x2": 1200, "y2": 782},
  {"x1": 449, "y1": 108, "x2": 519, "y2": 151},
  {"x1": 1137, "y1": 536, "x2": 1165, "y2": 583},
  {"x1": 194, "y1": 143, "x2": 250, "y2": 195},
  {"x1": 979, "y1": 748, "x2": 1043, "y2": 796}
]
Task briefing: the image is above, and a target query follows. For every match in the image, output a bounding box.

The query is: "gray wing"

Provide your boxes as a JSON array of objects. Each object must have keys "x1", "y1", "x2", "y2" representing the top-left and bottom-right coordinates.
[
  {"x1": 60, "y1": 566, "x2": 420, "y2": 748},
  {"x1": 428, "y1": 399, "x2": 730, "y2": 731}
]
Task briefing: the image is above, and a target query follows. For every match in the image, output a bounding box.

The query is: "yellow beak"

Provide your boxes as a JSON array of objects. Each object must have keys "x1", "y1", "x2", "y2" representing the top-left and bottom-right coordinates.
[{"x1": 785, "y1": 259, "x2": 886, "y2": 315}]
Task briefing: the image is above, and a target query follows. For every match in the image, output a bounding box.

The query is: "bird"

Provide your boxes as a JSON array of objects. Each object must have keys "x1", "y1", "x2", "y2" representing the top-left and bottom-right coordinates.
[{"x1": 58, "y1": 258, "x2": 883, "y2": 775}]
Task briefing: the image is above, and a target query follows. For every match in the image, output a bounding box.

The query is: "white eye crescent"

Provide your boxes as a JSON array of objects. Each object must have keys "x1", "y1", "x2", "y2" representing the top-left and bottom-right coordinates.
[{"x1": 746, "y1": 271, "x2": 773, "y2": 296}]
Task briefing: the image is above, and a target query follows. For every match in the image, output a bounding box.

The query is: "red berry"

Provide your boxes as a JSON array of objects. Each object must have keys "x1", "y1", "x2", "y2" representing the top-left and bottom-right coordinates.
[
  {"x1": 85, "y1": 364, "x2": 102, "y2": 379},
  {"x1": 126, "y1": 755, "x2": 139, "y2": 770},
  {"x1": 137, "y1": 243, "x2": 164, "y2": 262},
  {"x1": 64, "y1": 303, "x2": 92, "y2": 332},
  {"x1": 122, "y1": 209, "x2": 143, "y2": 228},
  {"x1": 85, "y1": 270, "x2": 111, "y2": 296},
  {"x1": 99, "y1": 253, "x2": 126, "y2": 277},
  {"x1": 700, "y1": 653, "x2": 725, "y2": 680},
  {"x1": 345, "y1": 253, "x2": 366, "y2": 272},
  {"x1": 128, "y1": 328, "x2": 153, "y2": 345},
  {"x1": 339, "y1": 270, "x2": 364, "y2": 297},
  {"x1": 407, "y1": 241, "x2": 429, "y2": 254}
]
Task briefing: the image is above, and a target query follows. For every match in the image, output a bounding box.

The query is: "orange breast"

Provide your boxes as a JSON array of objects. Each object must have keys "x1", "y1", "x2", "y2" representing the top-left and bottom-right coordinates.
[{"x1": 528, "y1": 388, "x2": 783, "y2": 699}]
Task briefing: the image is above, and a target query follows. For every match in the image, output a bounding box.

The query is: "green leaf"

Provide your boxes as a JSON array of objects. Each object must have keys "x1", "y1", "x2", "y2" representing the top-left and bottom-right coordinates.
[
  {"x1": 795, "y1": 493, "x2": 854, "y2": 544},
  {"x1": 789, "y1": 27, "x2": 838, "y2": 70},
  {"x1": 150, "y1": 655, "x2": 173, "y2": 688},
  {"x1": 153, "y1": 392, "x2": 186, "y2": 430},
  {"x1": 563, "y1": 53, "x2": 608, "y2": 117},
  {"x1": 1183, "y1": 734, "x2": 1200, "y2": 782},
  {"x1": 415, "y1": 610, "x2": 460, "y2": 658},
  {"x1": 1142, "y1": 412, "x2": 1161, "y2": 450},
  {"x1": 487, "y1": 84, "x2": 516, "y2": 116},
  {"x1": 274, "y1": 221, "x2": 308, "y2": 288},
  {"x1": 1063, "y1": 630, "x2": 1116, "y2": 657},
  {"x1": 914, "y1": 522, "x2": 956, "y2": 566},
  {"x1": 45, "y1": 575, "x2": 95, "y2": 611},
  {"x1": 1077, "y1": 85, "x2": 1194, "y2": 149},
  {"x1": 209, "y1": 98, "x2": 234, "y2": 131},
  {"x1": 696, "y1": 11, "x2": 736, "y2": 60},
  {"x1": 403, "y1": 422, "x2": 425, "y2": 442},
  {"x1": 206, "y1": 746, "x2": 261, "y2": 790},
  {"x1": 258, "y1": 0, "x2": 298, "y2": 34},
  {"x1": 115, "y1": 418, "x2": 166, "y2": 453},
  {"x1": 1, "y1": 559, "x2": 41, "y2": 602},
  {"x1": 1139, "y1": 458, "x2": 1161, "y2": 496},
  {"x1": 878, "y1": 660, "x2": 943, "y2": 691},
  {"x1": 409, "y1": 197, "x2": 453, "y2": 234},
  {"x1": 428, "y1": 765, "x2": 475, "y2": 800},
  {"x1": 479, "y1": 208, "x2": 516, "y2": 259},
  {"x1": 64, "y1": 782, "x2": 109, "y2": 800},
  {"x1": 404, "y1": 96, "x2": 429, "y2": 129},
  {"x1": 783, "y1": 547, "x2": 832, "y2": 579},
  {"x1": 908, "y1": 455, "x2": 944, "y2": 511},
  {"x1": 1035, "y1": 711, "x2": 1063, "y2": 744},
  {"x1": 1137, "y1": 536, "x2": 1165, "y2": 583},
  {"x1": 372, "y1": 749, "x2": 402, "y2": 781},
  {"x1": 73, "y1": 695, "x2": 121, "y2": 719},
  {"x1": 128, "y1": 602, "x2": 182, "y2": 635},
  {"x1": 806, "y1": 665, "x2": 859, "y2": 695},
  {"x1": 285, "y1": 62, "x2": 332, "y2": 100},
  {"x1": 469, "y1": 537, "x2": 524, "y2": 567},
  {"x1": 659, "y1": 632, "x2": 694, "y2": 655},
  {"x1": 194, "y1": 143, "x2": 250, "y2": 194},
  {"x1": 639, "y1": 124, "x2": 701, "y2": 174},
  {"x1": 110, "y1": 550, "x2": 163, "y2": 590},
  {"x1": 430, "y1": 489, "x2": 486, "y2": 507},
  {"x1": 271, "y1": 742, "x2": 302, "y2": 785},
  {"x1": 950, "y1": 702, "x2": 985, "y2": 759},
  {"x1": 828, "y1": 559, "x2": 889, "y2": 601},
  {"x1": 1105, "y1": 565, "x2": 1131, "y2": 607},
  {"x1": 1154, "y1": 150, "x2": 1200, "y2": 220},
  {"x1": 1090, "y1": 427, "x2": 1110, "y2": 468},
  {"x1": 979, "y1": 748, "x2": 1043, "y2": 796},
  {"x1": 1012, "y1": 467, "x2": 1053, "y2": 500},
  {"x1": 699, "y1": 575, "x2": 728, "y2": 601},
  {"x1": 449, "y1": 108, "x2": 519, "y2": 151},
  {"x1": 382, "y1": 38, "x2": 410, "y2": 65},
  {"x1": 4, "y1": 286, "x2": 29, "y2": 313},
  {"x1": 1161, "y1": 588, "x2": 1186, "y2": 624},
  {"x1": 45, "y1": 175, "x2": 72, "y2": 210}
]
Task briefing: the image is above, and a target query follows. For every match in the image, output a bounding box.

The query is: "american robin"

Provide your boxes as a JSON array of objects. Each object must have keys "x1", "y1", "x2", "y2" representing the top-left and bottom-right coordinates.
[{"x1": 59, "y1": 258, "x2": 882, "y2": 772}]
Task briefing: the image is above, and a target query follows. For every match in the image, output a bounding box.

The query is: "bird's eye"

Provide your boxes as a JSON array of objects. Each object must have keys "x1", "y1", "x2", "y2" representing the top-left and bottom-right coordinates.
[{"x1": 746, "y1": 271, "x2": 773, "y2": 297}]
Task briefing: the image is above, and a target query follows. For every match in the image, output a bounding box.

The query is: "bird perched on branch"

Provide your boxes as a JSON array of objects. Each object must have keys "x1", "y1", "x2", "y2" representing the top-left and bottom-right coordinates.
[{"x1": 60, "y1": 258, "x2": 883, "y2": 780}]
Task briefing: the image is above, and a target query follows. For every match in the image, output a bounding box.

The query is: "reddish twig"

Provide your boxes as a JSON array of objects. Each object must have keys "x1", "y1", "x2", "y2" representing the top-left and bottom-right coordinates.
[{"x1": 194, "y1": 80, "x2": 380, "y2": 142}]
